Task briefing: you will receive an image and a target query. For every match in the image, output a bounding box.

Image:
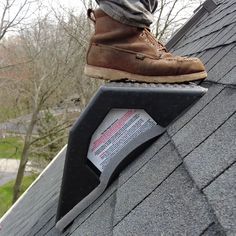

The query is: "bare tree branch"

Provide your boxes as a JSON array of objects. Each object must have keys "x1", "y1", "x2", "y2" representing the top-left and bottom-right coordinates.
[
  {"x1": 153, "y1": 0, "x2": 202, "y2": 42},
  {"x1": 0, "y1": 0, "x2": 37, "y2": 41}
]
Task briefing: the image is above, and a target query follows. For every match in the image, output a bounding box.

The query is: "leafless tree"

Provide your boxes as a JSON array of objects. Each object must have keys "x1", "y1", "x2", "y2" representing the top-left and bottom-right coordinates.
[
  {"x1": 0, "y1": 2, "x2": 102, "y2": 203},
  {"x1": 54, "y1": 3, "x2": 103, "y2": 109},
  {"x1": 11, "y1": 14, "x2": 82, "y2": 202},
  {"x1": 0, "y1": 0, "x2": 37, "y2": 41},
  {"x1": 80, "y1": 0, "x2": 97, "y2": 11},
  {"x1": 153, "y1": 0, "x2": 203, "y2": 42}
]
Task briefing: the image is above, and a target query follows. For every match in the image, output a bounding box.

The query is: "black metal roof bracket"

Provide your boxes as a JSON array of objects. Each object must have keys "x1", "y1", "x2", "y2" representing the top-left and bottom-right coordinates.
[{"x1": 56, "y1": 82, "x2": 208, "y2": 232}]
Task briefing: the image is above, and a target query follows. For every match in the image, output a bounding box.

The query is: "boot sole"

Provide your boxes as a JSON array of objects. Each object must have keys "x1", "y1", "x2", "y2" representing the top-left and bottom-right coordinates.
[{"x1": 84, "y1": 65, "x2": 207, "y2": 83}]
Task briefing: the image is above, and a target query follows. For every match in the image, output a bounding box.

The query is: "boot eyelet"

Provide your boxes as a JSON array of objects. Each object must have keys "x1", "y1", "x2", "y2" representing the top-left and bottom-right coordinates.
[{"x1": 136, "y1": 53, "x2": 145, "y2": 60}]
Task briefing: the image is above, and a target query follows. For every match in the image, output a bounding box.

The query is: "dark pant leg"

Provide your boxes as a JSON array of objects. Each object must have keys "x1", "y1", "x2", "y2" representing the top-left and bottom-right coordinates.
[{"x1": 95, "y1": 0, "x2": 158, "y2": 28}]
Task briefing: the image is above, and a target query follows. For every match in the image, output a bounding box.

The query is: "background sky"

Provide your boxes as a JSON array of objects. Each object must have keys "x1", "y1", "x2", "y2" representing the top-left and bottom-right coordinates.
[
  {"x1": 0, "y1": 0, "x2": 202, "y2": 38},
  {"x1": 53, "y1": 0, "x2": 84, "y2": 10}
]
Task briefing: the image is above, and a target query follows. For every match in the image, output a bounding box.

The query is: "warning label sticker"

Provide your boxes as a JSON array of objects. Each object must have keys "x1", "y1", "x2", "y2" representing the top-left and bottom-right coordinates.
[{"x1": 87, "y1": 109, "x2": 156, "y2": 172}]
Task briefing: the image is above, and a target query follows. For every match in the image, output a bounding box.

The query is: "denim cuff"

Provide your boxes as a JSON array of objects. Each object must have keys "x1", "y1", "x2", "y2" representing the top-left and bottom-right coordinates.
[{"x1": 99, "y1": 3, "x2": 153, "y2": 28}]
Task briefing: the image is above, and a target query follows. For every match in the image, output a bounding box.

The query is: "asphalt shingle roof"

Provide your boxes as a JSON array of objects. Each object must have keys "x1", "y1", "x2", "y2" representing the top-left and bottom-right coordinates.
[{"x1": 0, "y1": 0, "x2": 235, "y2": 235}]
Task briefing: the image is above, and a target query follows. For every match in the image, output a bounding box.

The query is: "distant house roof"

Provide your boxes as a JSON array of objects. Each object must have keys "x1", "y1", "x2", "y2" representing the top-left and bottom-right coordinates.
[{"x1": 0, "y1": 0, "x2": 235, "y2": 235}]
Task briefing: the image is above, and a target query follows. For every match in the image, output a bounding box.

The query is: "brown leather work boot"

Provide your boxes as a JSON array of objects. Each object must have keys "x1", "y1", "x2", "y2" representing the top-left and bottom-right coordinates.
[{"x1": 85, "y1": 9, "x2": 207, "y2": 83}]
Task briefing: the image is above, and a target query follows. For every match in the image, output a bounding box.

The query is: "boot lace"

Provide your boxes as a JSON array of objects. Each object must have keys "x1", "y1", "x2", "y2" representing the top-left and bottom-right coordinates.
[{"x1": 141, "y1": 28, "x2": 167, "y2": 52}]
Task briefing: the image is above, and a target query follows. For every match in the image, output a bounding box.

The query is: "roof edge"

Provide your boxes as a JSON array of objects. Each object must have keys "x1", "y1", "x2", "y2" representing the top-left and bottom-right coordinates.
[
  {"x1": 0, "y1": 145, "x2": 67, "y2": 224},
  {"x1": 166, "y1": 0, "x2": 219, "y2": 50}
]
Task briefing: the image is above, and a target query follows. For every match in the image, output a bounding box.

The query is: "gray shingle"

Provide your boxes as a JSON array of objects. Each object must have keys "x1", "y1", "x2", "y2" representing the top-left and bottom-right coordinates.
[
  {"x1": 172, "y1": 12, "x2": 236, "y2": 62},
  {"x1": 0, "y1": 148, "x2": 66, "y2": 236},
  {"x1": 14, "y1": 189, "x2": 60, "y2": 235},
  {"x1": 208, "y1": 24, "x2": 235, "y2": 49},
  {"x1": 194, "y1": 31, "x2": 221, "y2": 53},
  {"x1": 202, "y1": 29, "x2": 228, "y2": 50},
  {"x1": 211, "y1": 10, "x2": 236, "y2": 32},
  {"x1": 26, "y1": 201, "x2": 58, "y2": 236},
  {"x1": 173, "y1": 30, "x2": 235, "y2": 57},
  {"x1": 172, "y1": 45, "x2": 190, "y2": 56},
  {"x1": 113, "y1": 142, "x2": 182, "y2": 226},
  {"x1": 13, "y1": 187, "x2": 60, "y2": 234},
  {"x1": 171, "y1": 12, "x2": 209, "y2": 51},
  {"x1": 200, "y1": 47, "x2": 221, "y2": 65},
  {"x1": 206, "y1": 44, "x2": 236, "y2": 82},
  {"x1": 184, "y1": 112, "x2": 236, "y2": 189},
  {"x1": 68, "y1": 180, "x2": 118, "y2": 234},
  {"x1": 42, "y1": 228, "x2": 61, "y2": 236},
  {"x1": 34, "y1": 216, "x2": 57, "y2": 236},
  {"x1": 181, "y1": 5, "x2": 235, "y2": 47},
  {"x1": 220, "y1": 66, "x2": 236, "y2": 85},
  {"x1": 214, "y1": 23, "x2": 236, "y2": 47},
  {"x1": 168, "y1": 83, "x2": 224, "y2": 136},
  {"x1": 117, "y1": 132, "x2": 170, "y2": 187},
  {"x1": 204, "y1": 162, "x2": 236, "y2": 234},
  {"x1": 200, "y1": 223, "x2": 226, "y2": 236},
  {"x1": 205, "y1": 44, "x2": 234, "y2": 72},
  {"x1": 71, "y1": 194, "x2": 116, "y2": 236},
  {"x1": 113, "y1": 165, "x2": 215, "y2": 236},
  {"x1": 226, "y1": 28, "x2": 236, "y2": 45},
  {"x1": 172, "y1": 88, "x2": 236, "y2": 158},
  {"x1": 188, "y1": 1, "x2": 236, "y2": 38}
]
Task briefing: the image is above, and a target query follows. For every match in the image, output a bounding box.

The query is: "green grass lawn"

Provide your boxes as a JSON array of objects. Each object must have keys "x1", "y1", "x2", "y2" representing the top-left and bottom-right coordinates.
[
  {"x1": 0, "y1": 175, "x2": 38, "y2": 218},
  {"x1": 0, "y1": 137, "x2": 23, "y2": 159}
]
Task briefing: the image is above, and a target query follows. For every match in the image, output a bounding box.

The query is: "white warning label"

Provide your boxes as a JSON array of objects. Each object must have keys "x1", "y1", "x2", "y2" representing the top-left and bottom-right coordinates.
[{"x1": 87, "y1": 109, "x2": 156, "y2": 172}]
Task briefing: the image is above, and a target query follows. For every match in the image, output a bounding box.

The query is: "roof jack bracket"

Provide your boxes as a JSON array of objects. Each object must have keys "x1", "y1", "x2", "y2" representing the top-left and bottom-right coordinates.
[{"x1": 56, "y1": 82, "x2": 208, "y2": 232}]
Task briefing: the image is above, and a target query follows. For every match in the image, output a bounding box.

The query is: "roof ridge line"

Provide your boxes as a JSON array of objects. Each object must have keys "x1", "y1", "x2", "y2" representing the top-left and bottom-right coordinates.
[
  {"x1": 186, "y1": 3, "x2": 236, "y2": 39},
  {"x1": 166, "y1": 0, "x2": 219, "y2": 50}
]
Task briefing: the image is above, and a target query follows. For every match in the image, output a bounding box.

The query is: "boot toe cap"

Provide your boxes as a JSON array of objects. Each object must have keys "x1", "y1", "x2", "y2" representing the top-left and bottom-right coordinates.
[{"x1": 178, "y1": 57, "x2": 206, "y2": 75}]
